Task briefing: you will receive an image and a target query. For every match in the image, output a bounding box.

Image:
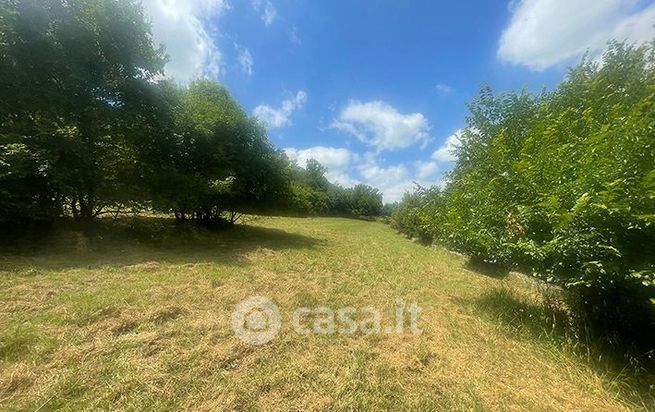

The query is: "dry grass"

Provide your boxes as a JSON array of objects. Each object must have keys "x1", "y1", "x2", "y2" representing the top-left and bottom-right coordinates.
[{"x1": 0, "y1": 216, "x2": 652, "y2": 411}]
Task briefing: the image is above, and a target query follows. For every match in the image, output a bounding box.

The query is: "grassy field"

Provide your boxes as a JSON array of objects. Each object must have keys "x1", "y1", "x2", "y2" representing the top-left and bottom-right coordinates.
[{"x1": 0, "y1": 216, "x2": 652, "y2": 411}]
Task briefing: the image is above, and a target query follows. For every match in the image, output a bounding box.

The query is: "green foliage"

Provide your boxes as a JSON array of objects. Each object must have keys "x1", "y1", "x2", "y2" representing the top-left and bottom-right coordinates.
[
  {"x1": 346, "y1": 184, "x2": 384, "y2": 217},
  {"x1": 144, "y1": 79, "x2": 290, "y2": 224},
  {"x1": 1, "y1": 0, "x2": 166, "y2": 221},
  {"x1": 0, "y1": 142, "x2": 56, "y2": 225},
  {"x1": 0, "y1": 0, "x2": 300, "y2": 227},
  {"x1": 286, "y1": 159, "x2": 383, "y2": 218},
  {"x1": 392, "y1": 41, "x2": 655, "y2": 354},
  {"x1": 391, "y1": 186, "x2": 444, "y2": 243}
]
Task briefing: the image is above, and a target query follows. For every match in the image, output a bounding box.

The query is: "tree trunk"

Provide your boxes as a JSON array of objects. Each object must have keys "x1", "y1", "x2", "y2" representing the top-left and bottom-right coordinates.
[
  {"x1": 78, "y1": 196, "x2": 94, "y2": 221},
  {"x1": 76, "y1": 110, "x2": 97, "y2": 222},
  {"x1": 71, "y1": 197, "x2": 80, "y2": 219}
]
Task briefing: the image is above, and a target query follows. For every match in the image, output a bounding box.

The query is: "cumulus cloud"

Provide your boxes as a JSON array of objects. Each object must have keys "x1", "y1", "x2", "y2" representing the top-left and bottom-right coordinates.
[
  {"x1": 282, "y1": 147, "x2": 443, "y2": 202},
  {"x1": 331, "y1": 100, "x2": 430, "y2": 152},
  {"x1": 284, "y1": 146, "x2": 357, "y2": 186},
  {"x1": 357, "y1": 161, "x2": 414, "y2": 203},
  {"x1": 253, "y1": 91, "x2": 307, "y2": 129},
  {"x1": 498, "y1": 0, "x2": 655, "y2": 70},
  {"x1": 142, "y1": 0, "x2": 227, "y2": 83},
  {"x1": 414, "y1": 161, "x2": 439, "y2": 179},
  {"x1": 251, "y1": 0, "x2": 277, "y2": 27},
  {"x1": 432, "y1": 129, "x2": 463, "y2": 162},
  {"x1": 355, "y1": 158, "x2": 442, "y2": 203},
  {"x1": 283, "y1": 147, "x2": 448, "y2": 202},
  {"x1": 237, "y1": 46, "x2": 254, "y2": 76}
]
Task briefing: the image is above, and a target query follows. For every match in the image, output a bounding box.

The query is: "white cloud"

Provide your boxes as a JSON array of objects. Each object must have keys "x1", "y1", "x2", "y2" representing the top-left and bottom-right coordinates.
[
  {"x1": 414, "y1": 161, "x2": 439, "y2": 179},
  {"x1": 253, "y1": 91, "x2": 307, "y2": 129},
  {"x1": 435, "y1": 83, "x2": 453, "y2": 95},
  {"x1": 251, "y1": 0, "x2": 277, "y2": 27},
  {"x1": 358, "y1": 161, "x2": 414, "y2": 203},
  {"x1": 284, "y1": 146, "x2": 353, "y2": 172},
  {"x1": 356, "y1": 160, "x2": 441, "y2": 203},
  {"x1": 142, "y1": 0, "x2": 227, "y2": 83},
  {"x1": 331, "y1": 100, "x2": 430, "y2": 151},
  {"x1": 284, "y1": 146, "x2": 357, "y2": 186},
  {"x1": 237, "y1": 46, "x2": 254, "y2": 76},
  {"x1": 498, "y1": 0, "x2": 655, "y2": 70},
  {"x1": 353, "y1": 153, "x2": 442, "y2": 202},
  {"x1": 284, "y1": 148, "x2": 446, "y2": 203},
  {"x1": 432, "y1": 129, "x2": 463, "y2": 162},
  {"x1": 612, "y1": 3, "x2": 655, "y2": 44}
]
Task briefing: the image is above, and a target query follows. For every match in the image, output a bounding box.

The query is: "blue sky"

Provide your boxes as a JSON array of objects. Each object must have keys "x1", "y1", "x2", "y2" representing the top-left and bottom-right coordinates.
[{"x1": 142, "y1": 0, "x2": 655, "y2": 202}]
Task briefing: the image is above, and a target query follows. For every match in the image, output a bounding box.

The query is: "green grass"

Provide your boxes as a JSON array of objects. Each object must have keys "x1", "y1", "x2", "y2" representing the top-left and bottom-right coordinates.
[{"x1": 0, "y1": 216, "x2": 652, "y2": 411}]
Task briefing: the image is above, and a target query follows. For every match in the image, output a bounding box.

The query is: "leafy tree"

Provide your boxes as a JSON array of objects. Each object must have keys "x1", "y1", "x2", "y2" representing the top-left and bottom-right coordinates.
[
  {"x1": 381, "y1": 202, "x2": 398, "y2": 217},
  {"x1": 285, "y1": 160, "x2": 330, "y2": 215},
  {"x1": 0, "y1": 0, "x2": 166, "y2": 220},
  {"x1": 0, "y1": 1, "x2": 292, "y2": 227},
  {"x1": 345, "y1": 184, "x2": 383, "y2": 217},
  {"x1": 392, "y1": 40, "x2": 655, "y2": 353},
  {"x1": 304, "y1": 159, "x2": 331, "y2": 192},
  {"x1": 145, "y1": 79, "x2": 289, "y2": 224},
  {"x1": 286, "y1": 159, "x2": 383, "y2": 218}
]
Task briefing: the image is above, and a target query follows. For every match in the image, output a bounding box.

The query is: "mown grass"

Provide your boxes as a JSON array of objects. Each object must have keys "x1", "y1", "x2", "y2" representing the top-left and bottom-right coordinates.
[{"x1": 0, "y1": 216, "x2": 653, "y2": 411}]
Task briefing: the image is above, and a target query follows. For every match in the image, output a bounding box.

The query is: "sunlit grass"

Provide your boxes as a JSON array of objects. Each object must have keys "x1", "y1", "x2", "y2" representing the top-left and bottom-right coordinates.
[{"x1": 0, "y1": 216, "x2": 652, "y2": 410}]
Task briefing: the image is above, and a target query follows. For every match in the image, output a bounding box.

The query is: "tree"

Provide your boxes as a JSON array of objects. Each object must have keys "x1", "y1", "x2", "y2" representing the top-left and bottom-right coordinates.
[
  {"x1": 391, "y1": 40, "x2": 655, "y2": 352},
  {"x1": 0, "y1": 0, "x2": 166, "y2": 221},
  {"x1": 286, "y1": 159, "x2": 384, "y2": 218},
  {"x1": 0, "y1": 0, "x2": 385, "y2": 228},
  {"x1": 145, "y1": 79, "x2": 289, "y2": 224},
  {"x1": 347, "y1": 184, "x2": 383, "y2": 217}
]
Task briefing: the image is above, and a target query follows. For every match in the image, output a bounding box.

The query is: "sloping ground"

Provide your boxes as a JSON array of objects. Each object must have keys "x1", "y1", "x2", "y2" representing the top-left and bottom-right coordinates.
[{"x1": 0, "y1": 217, "x2": 651, "y2": 411}]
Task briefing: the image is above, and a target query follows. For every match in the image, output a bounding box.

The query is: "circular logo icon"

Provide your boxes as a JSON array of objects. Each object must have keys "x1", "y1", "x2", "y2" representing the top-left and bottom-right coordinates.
[{"x1": 230, "y1": 296, "x2": 281, "y2": 345}]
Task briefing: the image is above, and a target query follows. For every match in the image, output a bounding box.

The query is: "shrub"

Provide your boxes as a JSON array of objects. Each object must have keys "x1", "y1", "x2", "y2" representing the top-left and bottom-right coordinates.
[{"x1": 392, "y1": 41, "x2": 655, "y2": 356}]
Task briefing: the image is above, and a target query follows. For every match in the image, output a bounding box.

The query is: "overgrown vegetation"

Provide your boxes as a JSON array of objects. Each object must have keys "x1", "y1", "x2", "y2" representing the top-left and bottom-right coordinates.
[
  {"x1": 0, "y1": 0, "x2": 383, "y2": 228},
  {"x1": 392, "y1": 41, "x2": 655, "y2": 365}
]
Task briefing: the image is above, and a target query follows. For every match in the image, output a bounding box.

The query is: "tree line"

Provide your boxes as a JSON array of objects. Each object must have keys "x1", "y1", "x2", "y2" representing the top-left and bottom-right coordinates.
[
  {"x1": 0, "y1": 0, "x2": 383, "y2": 228},
  {"x1": 392, "y1": 41, "x2": 655, "y2": 357},
  {"x1": 289, "y1": 159, "x2": 383, "y2": 218}
]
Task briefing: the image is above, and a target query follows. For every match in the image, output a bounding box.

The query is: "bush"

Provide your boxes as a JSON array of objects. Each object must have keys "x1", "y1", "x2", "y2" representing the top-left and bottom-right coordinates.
[{"x1": 392, "y1": 41, "x2": 655, "y2": 357}]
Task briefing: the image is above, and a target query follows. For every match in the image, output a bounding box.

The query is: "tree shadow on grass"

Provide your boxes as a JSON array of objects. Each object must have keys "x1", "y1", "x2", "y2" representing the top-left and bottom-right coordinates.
[
  {"x1": 463, "y1": 257, "x2": 509, "y2": 279},
  {"x1": 474, "y1": 287, "x2": 569, "y2": 341},
  {"x1": 470, "y1": 287, "x2": 655, "y2": 407},
  {"x1": 0, "y1": 216, "x2": 326, "y2": 272}
]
